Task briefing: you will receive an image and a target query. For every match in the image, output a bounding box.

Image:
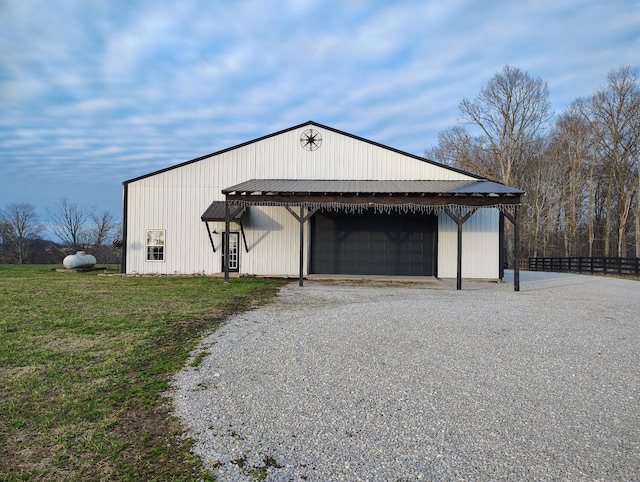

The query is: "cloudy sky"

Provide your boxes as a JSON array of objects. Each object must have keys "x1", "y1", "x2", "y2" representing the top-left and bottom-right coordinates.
[{"x1": 1, "y1": 0, "x2": 638, "y2": 235}]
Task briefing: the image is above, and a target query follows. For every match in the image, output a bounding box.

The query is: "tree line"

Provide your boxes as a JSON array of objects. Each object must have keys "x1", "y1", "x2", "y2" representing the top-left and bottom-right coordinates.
[
  {"x1": 0, "y1": 198, "x2": 120, "y2": 264},
  {"x1": 427, "y1": 65, "x2": 640, "y2": 260}
]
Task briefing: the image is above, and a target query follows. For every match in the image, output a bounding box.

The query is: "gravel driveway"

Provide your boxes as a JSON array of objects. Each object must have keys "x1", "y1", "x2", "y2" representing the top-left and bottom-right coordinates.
[{"x1": 171, "y1": 271, "x2": 639, "y2": 481}]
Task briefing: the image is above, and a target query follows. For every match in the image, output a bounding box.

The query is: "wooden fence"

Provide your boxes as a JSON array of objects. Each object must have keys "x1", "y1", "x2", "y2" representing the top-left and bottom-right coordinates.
[{"x1": 528, "y1": 257, "x2": 640, "y2": 277}]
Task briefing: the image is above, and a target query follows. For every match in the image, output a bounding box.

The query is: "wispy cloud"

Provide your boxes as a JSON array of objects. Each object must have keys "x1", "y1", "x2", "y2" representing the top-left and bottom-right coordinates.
[{"x1": 0, "y1": 0, "x2": 638, "y2": 226}]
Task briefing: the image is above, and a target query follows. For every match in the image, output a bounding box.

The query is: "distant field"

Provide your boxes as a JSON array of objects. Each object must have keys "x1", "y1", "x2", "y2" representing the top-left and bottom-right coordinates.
[{"x1": 0, "y1": 265, "x2": 282, "y2": 481}]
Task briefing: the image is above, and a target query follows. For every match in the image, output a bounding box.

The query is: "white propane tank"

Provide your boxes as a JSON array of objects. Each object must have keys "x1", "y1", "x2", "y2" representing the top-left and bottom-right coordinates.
[{"x1": 63, "y1": 251, "x2": 97, "y2": 269}]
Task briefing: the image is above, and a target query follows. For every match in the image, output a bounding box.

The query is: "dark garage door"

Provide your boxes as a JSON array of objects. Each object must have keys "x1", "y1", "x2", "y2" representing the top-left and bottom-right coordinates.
[{"x1": 310, "y1": 210, "x2": 437, "y2": 276}]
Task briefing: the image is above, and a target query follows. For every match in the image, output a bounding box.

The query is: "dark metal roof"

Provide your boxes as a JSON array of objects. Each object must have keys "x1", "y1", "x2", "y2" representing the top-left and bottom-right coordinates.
[
  {"x1": 201, "y1": 201, "x2": 245, "y2": 221},
  {"x1": 222, "y1": 179, "x2": 523, "y2": 196}
]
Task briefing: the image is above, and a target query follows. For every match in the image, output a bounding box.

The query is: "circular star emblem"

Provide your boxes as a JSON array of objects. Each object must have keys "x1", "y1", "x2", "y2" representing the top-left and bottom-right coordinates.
[{"x1": 300, "y1": 128, "x2": 322, "y2": 151}]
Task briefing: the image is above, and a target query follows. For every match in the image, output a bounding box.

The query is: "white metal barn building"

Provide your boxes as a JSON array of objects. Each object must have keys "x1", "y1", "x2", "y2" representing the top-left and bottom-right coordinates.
[{"x1": 121, "y1": 121, "x2": 524, "y2": 289}]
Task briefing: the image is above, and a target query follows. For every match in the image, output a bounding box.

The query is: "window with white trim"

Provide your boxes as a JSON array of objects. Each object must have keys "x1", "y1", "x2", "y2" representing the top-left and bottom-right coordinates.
[{"x1": 146, "y1": 230, "x2": 165, "y2": 261}]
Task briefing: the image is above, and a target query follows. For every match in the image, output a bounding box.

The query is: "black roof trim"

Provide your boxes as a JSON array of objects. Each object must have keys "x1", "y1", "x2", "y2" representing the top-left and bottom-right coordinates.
[{"x1": 123, "y1": 120, "x2": 483, "y2": 185}]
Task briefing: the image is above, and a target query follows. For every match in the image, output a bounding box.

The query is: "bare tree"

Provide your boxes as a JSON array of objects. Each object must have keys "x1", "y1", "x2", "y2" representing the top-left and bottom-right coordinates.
[
  {"x1": 429, "y1": 64, "x2": 640, "y2": 260},
  {"x1": 46, "y1": 198, "x2": 89, "y2": 251},
  {"x1": 428, "y1": 65, "x2": 553, "y2": 260},
  {"x1": 580, "y1": 66, "x2": 640, "y2": 257},
  {"x1": 87, "y1": 209, "x2": 119, "y2": 261},
  {"x1": 0, "y1": 203, "x2": 42, "y2": 264},
  {"x1": 428, "y1": 126, "x2": 492, "y2": 176},
  {"x1": 547, "y1": 103, "x2": 594, "y2": 256},
  {"x1": 0, "y1": 216, "x2": 13, "y2": 263},
  {"x1": 522, "y1": 152, "x2": 552, "y2": 256},
  {"x1": 458, "y1": 65, "x2": 553, "y2": 187}
]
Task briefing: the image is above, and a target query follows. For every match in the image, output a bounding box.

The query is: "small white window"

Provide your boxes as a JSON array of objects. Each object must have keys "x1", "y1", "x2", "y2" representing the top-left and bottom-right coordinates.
[{"x1": 146, "y1": 230, "x2": 165, "y2": 261}]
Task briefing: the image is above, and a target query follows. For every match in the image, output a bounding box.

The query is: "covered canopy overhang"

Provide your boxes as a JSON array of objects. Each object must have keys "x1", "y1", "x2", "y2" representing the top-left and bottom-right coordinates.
[
  {"x1": 219, "y1": 179, "x2": 525, "y2": 290},
  {"x1": 200, "y1": 201, "x2": 248, "y2": 253}
]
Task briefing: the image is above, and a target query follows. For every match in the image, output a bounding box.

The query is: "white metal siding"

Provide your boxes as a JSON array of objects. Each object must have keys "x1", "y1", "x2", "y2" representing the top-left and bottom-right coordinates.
[
  {"x1": 125, "y1": 125, "x2": 481, "y2": 276},
  {"x1": 437, "y1": 209, "x2": 500, "y2": 279}
]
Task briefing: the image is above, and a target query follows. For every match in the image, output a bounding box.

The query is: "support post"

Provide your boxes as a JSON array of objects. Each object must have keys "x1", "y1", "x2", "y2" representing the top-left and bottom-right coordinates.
[
  {"x1": 224, "y1": 201, "x2": 230, "y2": 284},
  {"x1": 503, "y1": 205, "x2": 521, "y2": 292},
  {"x1": 223, "y1": 202, "x2": 245, "y2": 284},
  {"x1": 205, "y1": 221, "x2": 216, "y2": 253},
  {"x1": 285, "y1": 205, "x2": 319, "y2": 287},
  {"x1": 240, "y1": 221, "x2": 249, "y2": 252},
  {"x1": 444, "y1": 206, "x2": 477, "y2": 290},
  {"x1": 456, "y1": 219, "x2": 463, "y2": 290},
  {"x1": 299, "y1": 206, "x2": 304, "y2": 287},
  {"x1": 514, "y1": 204, "x2": 520, "y2": 292}
]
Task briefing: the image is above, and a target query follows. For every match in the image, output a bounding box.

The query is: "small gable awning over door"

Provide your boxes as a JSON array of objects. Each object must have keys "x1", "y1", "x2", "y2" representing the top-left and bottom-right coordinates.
[
  {"x1": 201, "y1": 201, "x2": 245, "y2": 222},
  {"x1": 201, "y1": 201, "x2": 248, "y2": 254}
]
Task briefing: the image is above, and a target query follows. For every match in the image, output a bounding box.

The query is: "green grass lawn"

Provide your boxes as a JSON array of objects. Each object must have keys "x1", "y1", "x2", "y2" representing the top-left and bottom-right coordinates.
[{"x1": 0, "y1": 265, "x2": 283, "y2": 481}]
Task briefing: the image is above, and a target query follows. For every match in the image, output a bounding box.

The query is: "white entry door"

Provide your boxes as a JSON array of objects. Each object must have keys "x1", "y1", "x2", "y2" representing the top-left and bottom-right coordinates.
[{"x1": 222, "y1": 232, "x2": 240, "y2": 272}]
